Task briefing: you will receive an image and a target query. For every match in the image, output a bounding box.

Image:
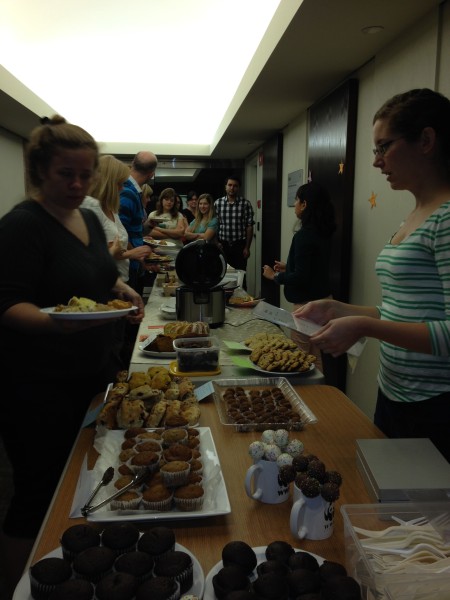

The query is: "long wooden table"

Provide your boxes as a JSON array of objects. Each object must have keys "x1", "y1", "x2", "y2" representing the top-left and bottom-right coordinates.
[{"x1": 26, "y1": 384, "x2": 384, "y2": 579}]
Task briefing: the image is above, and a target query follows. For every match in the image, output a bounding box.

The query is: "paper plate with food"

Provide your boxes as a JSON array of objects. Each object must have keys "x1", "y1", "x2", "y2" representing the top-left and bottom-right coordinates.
[
  {"x1": 227, "y1": 292, "x2": 261, "y2": 308},
  {"x1": 41, "y1": 297, "x2": 137, "y2": 320},
  {"x1": 144, "y1": 254, "x2": 173, "y2": 263},
  {"x1": 143, "y1": 237, "x2": 176, "y2": 247}
]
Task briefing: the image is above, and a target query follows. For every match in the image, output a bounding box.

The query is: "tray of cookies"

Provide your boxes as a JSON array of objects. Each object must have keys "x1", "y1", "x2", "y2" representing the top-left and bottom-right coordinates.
[{"x1": 211, "y1": 377, "x2": 318, "y2": 432}]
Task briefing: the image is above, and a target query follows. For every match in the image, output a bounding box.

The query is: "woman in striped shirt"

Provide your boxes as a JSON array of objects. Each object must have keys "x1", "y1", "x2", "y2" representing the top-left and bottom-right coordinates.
[{"x1": 294, "y1": 88, "x2": 450, "y2": 460}]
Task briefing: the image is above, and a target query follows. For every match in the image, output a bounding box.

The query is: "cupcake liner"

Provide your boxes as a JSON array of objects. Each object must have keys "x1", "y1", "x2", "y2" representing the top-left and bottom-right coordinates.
[
  {"x1": 110, "y1": 491, "x2": 142, "y2": 511},
  {"x1": 160, "y1": 465, "x2": 191, "y2": 488},
  {"x1": 141, "y1": 493, "x2": 173, "y2": 512},
  {"x1": 173, "y1": 494, "x2": 204, "y2": 512}
]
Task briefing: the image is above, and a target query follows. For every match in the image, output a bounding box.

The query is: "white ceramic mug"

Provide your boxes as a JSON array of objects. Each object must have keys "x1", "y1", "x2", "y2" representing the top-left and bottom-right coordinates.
[
  {"x1": 290, "y1": 483, "x2": 334, "y2": 540},
  {"x1": 244, "y1": 459, "x2": 290, "y2": 504}
]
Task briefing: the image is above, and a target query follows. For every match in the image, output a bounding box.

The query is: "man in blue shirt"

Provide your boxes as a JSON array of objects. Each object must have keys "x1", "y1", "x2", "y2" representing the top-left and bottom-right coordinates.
[{"x1": 119, "y1": 150, "x2": 158, "y2": 294}]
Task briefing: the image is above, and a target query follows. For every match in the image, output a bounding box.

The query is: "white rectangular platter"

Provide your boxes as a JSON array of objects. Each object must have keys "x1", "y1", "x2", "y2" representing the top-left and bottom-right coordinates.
[{"x1": 85, "y1": 426, "x2": 231, "y2": 522}]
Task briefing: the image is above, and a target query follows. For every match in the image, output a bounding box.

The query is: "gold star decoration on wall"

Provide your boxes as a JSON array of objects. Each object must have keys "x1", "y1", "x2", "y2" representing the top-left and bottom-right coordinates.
[
  {"x1": 368, "y1": 191, "x2": 377, "y2": 209},
  {"x1": 338, "y1": 162, "x2": 344, "y2": 174}
]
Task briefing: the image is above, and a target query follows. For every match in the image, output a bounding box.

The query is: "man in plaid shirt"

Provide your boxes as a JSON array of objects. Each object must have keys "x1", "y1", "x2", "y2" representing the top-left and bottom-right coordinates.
[{"x1": 214, "y1": 175, "x2": 255, "y2": 271}]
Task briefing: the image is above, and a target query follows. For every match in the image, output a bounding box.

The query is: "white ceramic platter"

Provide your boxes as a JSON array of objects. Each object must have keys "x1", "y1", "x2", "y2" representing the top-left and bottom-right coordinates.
[
  {"x1": 203, "y1": 546, "x2": 324, "y2": 600},
  {"x1": 40, "y1": 306, "x2": 138, "y2": 320},
  {"x1": 85, "y1": 427, "x2": 231, "y2": 522},
  {"x1": 14, "y1": 542, "x2": 204, "y2": 600}
]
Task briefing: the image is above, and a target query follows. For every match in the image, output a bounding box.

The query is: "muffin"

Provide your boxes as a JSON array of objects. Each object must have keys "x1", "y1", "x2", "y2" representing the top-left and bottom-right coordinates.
[
  {"x1": 135, "y1": 440, "x2": 163, "y2": 453},
  {"x1": 163, "y1": 444, "x2": 193, "y2": 463},
  {"x1": 115, "y1": 550, "x2": 154, "y2": 584},
  {"x1": 252, "y1": 572, "x2": 290, "y2": 600},
  {"x1": 136, "y1": 431, "x2": 163, "y2": 442},
  {"x1": 124, "y1": 427, "x2": 147, "y2": 439},
  {"x1": 129, "y1": 450, "x2": 160, "y2": 474},
  {"x1": 256, "y1": 560, "x2": 290, "y2": 578},
  {"x1": 137, "y1": 527, "x2": 176, "y2": 561},
  {"x1": 186, "y1": 473, "x2": 203, "y2": 485},
  {"x1": 173, "y1": 484, "x2": 204, "y2": 512},
  {"x1": 318, "y1": 560, "x2": 347, "y2": 583},
  {"x1": 164, "y1": 415, "x2": 189, "y2": 428},
  {"x1": 101, "y1": 522, "x2": 140, "y2": 556},
  {"x1": 160, "y1": 461, "x2": 191, "y2": 487},
  {"x1": 29, "y1": 557, "x2": 72, "y2": 600},
  {"x1": 141, "y1": 483, "x2": 174, "y2": 511},
  {"x1": 222, "y1": 541, "x2": 257, "y2": 576},
  {"x1": 114, "y1": 475, "x2": 138, "y2": 491},
  {"x1": 110, "y1": 489, "x2": 142, "y2": 511},
  {"x1": 72, "y1": 546, "x2": 115, "y2": 583},
  {"x1": 119, "y1": 449, "x2": 137, "y2": 463},
  {"x1": 162, "y1": 428, "x2": 188, "y2": 446},
  {"x1": 95, "y1": 571, "x2": 139, "y2": 600},
  {"x1": 47, "y1": 578, "x2": 94, "y2": 600},
  {"x1": 212, "y1": 565, "x2": 251, "y2": 600},
  {"x1": 288, "y1": 551, "x2": 320, "y2": 572},
  {"x1": 153, "y1": 550, "x2": 193, "y2": 594},
  {"x1": 189, "y1": 459, "x2": 203, "y2": 476},
  {"x1": 136, "y1": 575, "x2": 180, "y2": 600},
  {"x1": 60, "y1": 523, "x2": 101, "y2": 562}
]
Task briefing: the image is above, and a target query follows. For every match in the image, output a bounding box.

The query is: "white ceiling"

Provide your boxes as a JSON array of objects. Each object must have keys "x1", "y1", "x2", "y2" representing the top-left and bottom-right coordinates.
[{"x1": 0, "y1": 0, "x2": 442, "y2": 161}]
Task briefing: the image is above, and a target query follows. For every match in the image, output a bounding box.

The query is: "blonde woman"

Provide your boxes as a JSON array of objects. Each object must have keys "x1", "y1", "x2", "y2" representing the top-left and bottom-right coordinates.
[
  {"x1": 184, "y1": 193, "x2": 218, "y2": 242},
  {"x1": 82, "y1": 155, "x2": 151, "y2": 282}
]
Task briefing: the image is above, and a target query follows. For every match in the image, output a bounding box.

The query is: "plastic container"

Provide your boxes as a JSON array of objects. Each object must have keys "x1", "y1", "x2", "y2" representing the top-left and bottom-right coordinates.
[
  {"x1": 173, "y1": 336, "x2": 220, "y2": 372},
  {"x1": 341, "y1": 502, "x2": 450, "y2": 600}
]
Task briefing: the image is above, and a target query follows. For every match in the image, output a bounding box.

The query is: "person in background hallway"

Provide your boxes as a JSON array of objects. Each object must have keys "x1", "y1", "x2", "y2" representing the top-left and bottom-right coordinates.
[
  {"x1": 146, "y1": 187, "x2": 186, "y2": 247},
  {"x1": 263, "y1": 182, "x2": 336, "y2": 372},
  {"x1": 184, "y1": 193, "x2": 218, "y2": 243},
  {"x1": 182, "y1": 190, "x2": 198, "y2": 224},
  {"x1": 294, "y1": 88, "x2": 450, "y2": 461},
  {"x1": 0, "y1": 116, "x2": 144, "y2": 596},
  {"x1": 82, "y1": 155, "x2": 152, "y2": 368},
  {"x1": 215, "y1": 175, "x2": 255, "y2": 273},
  {"x1": 119, "y1": 150, "x2": 158, "y2": 295}
]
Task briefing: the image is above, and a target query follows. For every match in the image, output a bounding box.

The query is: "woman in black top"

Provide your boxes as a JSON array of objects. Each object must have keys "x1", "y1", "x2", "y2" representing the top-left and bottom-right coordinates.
[
  {"x1": 263, "y1": 182, "x2": 336, "y2": 371},
  {"x1": 0, "y1": 115, "x2": 144, "y2": 595}
]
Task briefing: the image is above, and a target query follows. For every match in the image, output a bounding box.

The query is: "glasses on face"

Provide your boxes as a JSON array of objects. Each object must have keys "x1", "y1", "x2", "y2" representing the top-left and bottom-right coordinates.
[{"x1": 372, "y1": 137, "x2": 403, "y2": 157}]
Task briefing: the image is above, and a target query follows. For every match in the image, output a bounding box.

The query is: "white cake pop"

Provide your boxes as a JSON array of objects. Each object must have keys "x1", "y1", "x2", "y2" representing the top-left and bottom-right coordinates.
[
  {"x1": 276, "y1": 452, "x2": 294, "y2": 467},
  {"x1": 248, "y1": 441, "x2": 265, "y2": 461},
  {"x1": 264, "y1": 443, "x2": 282, "y2": 461},
  {"x1": 261, "y1": 430, "x2": 275, "y2": 444},
  {"x1": 285, "y1": 439, "x2": 304, "y2": 457},
  {"x1": 274, "y1": 429, "x2": 289, "y2": 448}
]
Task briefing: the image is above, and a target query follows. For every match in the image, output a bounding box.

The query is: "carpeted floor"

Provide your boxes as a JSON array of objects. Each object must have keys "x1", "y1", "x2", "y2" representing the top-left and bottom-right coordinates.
[{"x1": 0, "y1": 438, "x2": 14, "y2": 600}]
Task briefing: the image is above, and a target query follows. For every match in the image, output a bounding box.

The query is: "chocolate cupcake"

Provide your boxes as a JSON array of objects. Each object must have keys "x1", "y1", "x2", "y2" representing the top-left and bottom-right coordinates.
[
  {"x1": 319, "y1": 560, "x2": 347, "y2": 583},
  {"x1": 153, "y1": 550, "x2": 193, "y2": 594},
  {"x1": 95, "y1": 571, "x2": 139, "y2": 600},
  {"x1": 212, "y1": 565, "x2": 251, "y2": 600},
  {"x1": 256, "y1": 560, "x2": 290, "y2": 578},
  {"x1": 115, "y1": 550, "x2": 154, "y2": 585},
  {"x1": 221, "y1": 541, "x2": 257, "y2": 575},
  {"x1": 29, "y1": 557, "x2": 72, "y2": 600},
  {"x1": 252, "y1": 572, "x2": 289, "y2": 600},
  {"x1": 101, "y1": 523, "x2": 140, "y2": 557},
  {"x1": 72, "y1": 546, "x2": 115, "y2": 583},
  {"x1": 137, "y1": 527, "x2": 176, "y2": 562},
  {"x1": 60, "y1": 523, "x2": 101, "y2": 562},
  {"x1": 136, "y1": 575, "x2": 180, "y2": 600},
  {"x1": 48, "y1": 578, "x2": 94, "y2": 600}
]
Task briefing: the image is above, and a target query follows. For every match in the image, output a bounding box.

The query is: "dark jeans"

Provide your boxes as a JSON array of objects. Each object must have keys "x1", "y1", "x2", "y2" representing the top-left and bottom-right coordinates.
[
  {"x1": 219, "y1": 239, "x2": 248, "y2": 271},
  {"x1": 374, "y1": 388, "x2": 450, "y2": 462}
]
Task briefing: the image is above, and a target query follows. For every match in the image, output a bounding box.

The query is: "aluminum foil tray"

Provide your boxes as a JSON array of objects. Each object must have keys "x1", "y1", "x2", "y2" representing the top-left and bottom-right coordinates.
[{"x1": 212, "y1": 377, "x2": 318, "y2": 432}]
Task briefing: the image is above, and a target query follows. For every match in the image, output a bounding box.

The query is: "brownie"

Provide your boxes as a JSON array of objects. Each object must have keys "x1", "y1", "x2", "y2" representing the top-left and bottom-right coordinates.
[
  {"x1": 101, "y1": 522, "x2": 140, "y2": 556},
  {"x1": 221, "y1": 541, "x2": 257, "y2": 575},
  {"x1": 95, "y1": 571, "x2": 139, "y2": 600},
  {"x1": 29, "y1": 557, "x2": 72, "y2": 600},
  {"x1": 60, "y1": 524, "x2": 101, "y2": 562}
]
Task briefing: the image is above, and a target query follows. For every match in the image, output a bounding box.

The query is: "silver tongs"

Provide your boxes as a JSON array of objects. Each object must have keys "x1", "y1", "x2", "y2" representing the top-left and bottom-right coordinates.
[{"x1": 81, "y1": 467, "x2": 149, "y2": 517}]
